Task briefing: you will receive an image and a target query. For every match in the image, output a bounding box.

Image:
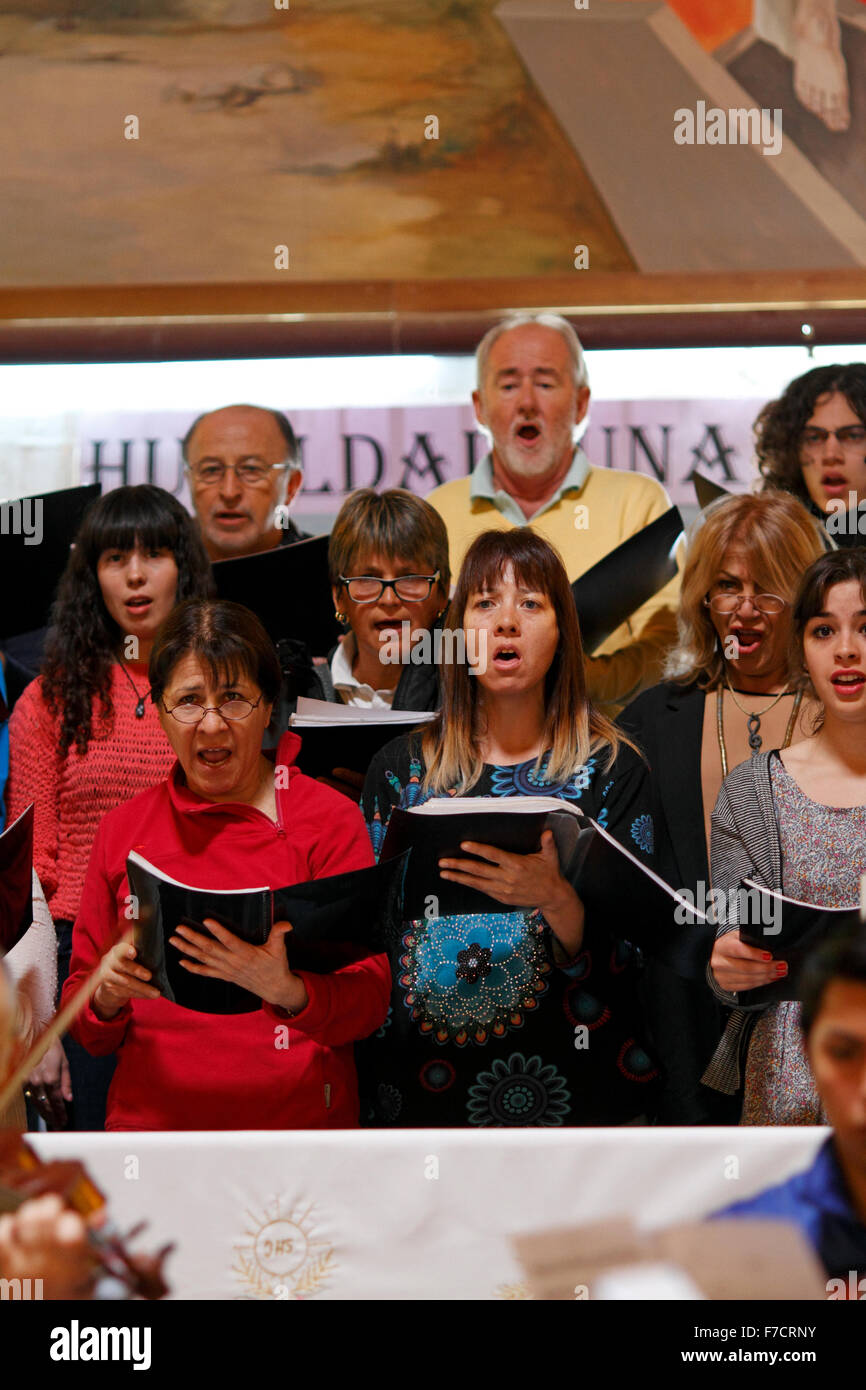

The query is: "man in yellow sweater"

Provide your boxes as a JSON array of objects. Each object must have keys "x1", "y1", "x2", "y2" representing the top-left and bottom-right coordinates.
[{"x1": 426, "y1": 314, "x2": 681, "y2": 709}]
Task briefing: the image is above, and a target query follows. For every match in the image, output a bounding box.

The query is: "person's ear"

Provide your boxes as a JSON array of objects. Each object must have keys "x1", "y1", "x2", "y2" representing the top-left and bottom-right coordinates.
[
  {"x1": 285, "y1": 469, "x2": 303, "y2": 505},
  {"x1": 331, "y1": 584, "x2": 348, "y2": 625},
  {"x1": 472, "y1": 388, "x2": 488, "y2": 431},
  {"x1": 574, "y1": 385, "x2": 590, "y2": 427}
]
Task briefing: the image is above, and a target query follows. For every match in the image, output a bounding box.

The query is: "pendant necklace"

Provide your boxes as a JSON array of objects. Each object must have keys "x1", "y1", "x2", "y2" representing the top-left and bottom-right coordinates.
[
  {"x1": 716, "y1": 676, "x2": 802, "y2": 780},
  {"x1": 119, "y1": 662, "x2": 148, "y2": 720}
]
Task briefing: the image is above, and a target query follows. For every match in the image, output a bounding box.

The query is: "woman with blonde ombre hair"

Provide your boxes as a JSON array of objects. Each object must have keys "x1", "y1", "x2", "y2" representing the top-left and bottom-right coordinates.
[
  {"x1": 361, "y1": 528, "x2": 660, "y2": 1129},
  {"x1": 619, "y1": 490, "x2": 825, "y2": 1123}
]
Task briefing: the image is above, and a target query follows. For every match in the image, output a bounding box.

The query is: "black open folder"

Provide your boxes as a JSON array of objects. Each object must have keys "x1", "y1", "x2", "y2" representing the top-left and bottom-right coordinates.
[
  {"x1": 571, "y1": 815, "x2": 714, "y2": 978},
  {"x1": 571, "y1": 506, "x2": 682, "y2": 653},
  {"x1": 380, "y1": 797, "x2": 587, "y2": 919},
  {"x1": 380, "y1": 800, "x2": 712, "y2": 976},
  {"x1": 211, "y1": 533, "x2": 340, "y2": 657},
  {"x1": 290, "y1": 699, "x2": 436, "y2": 780},
  {"x1": 736, "y1": 880, "x2": 861, "y2": 1005},
  {"x1": 0, "y1": 805, "x2": 35, "y2": 956},
  {"x1": 126, "y1": 849, "x2": 409, "y2": 1014},
  {"x1": 0, "y1": 483, "x2": 101, "y2": 639}
]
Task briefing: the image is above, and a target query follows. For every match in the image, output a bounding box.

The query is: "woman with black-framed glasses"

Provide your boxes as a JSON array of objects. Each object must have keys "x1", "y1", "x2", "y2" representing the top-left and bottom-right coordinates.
[
  {"x1": 323, "y1": 489, "x2": 450, "y2": 713},
  {"x1": 60, "y1": 599, "x2": 390, "y2": 1131}
]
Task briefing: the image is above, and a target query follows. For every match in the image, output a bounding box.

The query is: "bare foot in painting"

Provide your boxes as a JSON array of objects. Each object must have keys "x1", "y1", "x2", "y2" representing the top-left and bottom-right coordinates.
[{"x1": 793, "y1": 0, "x2": 850, "y2": 131}]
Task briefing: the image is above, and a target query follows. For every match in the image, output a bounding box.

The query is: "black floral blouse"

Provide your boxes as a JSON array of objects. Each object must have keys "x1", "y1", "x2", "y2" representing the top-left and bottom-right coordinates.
[{"x1": 359, "y1": 732, "x2": 660, "y2": 1128}]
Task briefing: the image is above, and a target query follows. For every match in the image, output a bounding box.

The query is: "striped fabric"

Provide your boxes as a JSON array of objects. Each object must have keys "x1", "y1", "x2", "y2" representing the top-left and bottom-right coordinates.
[{"x1": 701, "y1": 752, "x2": 783, "y2": 1095}]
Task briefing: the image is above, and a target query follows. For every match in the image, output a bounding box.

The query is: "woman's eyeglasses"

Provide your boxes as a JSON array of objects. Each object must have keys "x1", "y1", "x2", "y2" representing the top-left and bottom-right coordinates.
[
  {"x1": 163, "y1": 693, "x2": 265, "y2": 725},
  {"x1": 338, "y1": 572, "x2": 440, "y2": 604},
  {"x1": 703, "y1": 592, "x2": 786, "y2": 616}
]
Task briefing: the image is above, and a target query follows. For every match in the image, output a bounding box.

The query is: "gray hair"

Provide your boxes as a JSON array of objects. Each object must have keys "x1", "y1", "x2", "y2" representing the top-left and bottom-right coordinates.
[{"x1": 475, "y1": 314, "x2": 590, "y2": 394}]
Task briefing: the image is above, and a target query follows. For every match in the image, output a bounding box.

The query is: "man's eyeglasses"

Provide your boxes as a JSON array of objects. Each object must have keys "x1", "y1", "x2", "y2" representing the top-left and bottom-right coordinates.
[
  {"x1": 704, "y1": 591, "x2": 787, "y2": 616},
  {"x1": 801, "y1": 427, "x2": 866, "y2": 451},
  {"x1": 162, "y1": 693, "x2": 265, "y2": 725},
  {"x1": 186, "y1": 460, "x2": 292, "y2": 486},
  {"x1": 338, "y1": 572, "x2": 441, "y2": 604}
]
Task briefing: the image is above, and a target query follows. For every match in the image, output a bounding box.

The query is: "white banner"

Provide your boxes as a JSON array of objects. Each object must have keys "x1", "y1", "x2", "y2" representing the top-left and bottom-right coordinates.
[{"x1": 73, "y1": 399, "x2": 763, "y2": 515}]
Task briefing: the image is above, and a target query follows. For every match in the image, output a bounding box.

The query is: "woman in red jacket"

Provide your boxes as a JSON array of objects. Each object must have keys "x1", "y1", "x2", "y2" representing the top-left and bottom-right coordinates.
[{"x1": 62, "y1": 599, "x2": 390, "y2": 1130}]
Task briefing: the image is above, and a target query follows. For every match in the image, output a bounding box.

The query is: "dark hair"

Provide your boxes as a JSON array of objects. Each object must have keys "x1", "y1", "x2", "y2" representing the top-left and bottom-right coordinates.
[
  {"x1": 42, "y1": 485, "x2": 214, "y2": 756},
  {"x1": 801, "y1": 931, "x2": 866, "y2": 1038},
  {"x1": 181, "y1": 405, "x2": 299, "y2": 468},
  {"x1": 756, "y1": 364, "x2": 866, "y2": 503},
  {"x1": 791, "y1": 550, "x2": 866, "y2": 714},
  {"x1": 149, "y1": 599, "x2": 282, "y2": 709}
]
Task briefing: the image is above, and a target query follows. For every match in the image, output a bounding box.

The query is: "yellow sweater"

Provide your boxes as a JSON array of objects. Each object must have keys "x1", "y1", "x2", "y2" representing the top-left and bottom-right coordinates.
[{"x1": 427, "y1": 464, "x2": 681, "y2": 709}]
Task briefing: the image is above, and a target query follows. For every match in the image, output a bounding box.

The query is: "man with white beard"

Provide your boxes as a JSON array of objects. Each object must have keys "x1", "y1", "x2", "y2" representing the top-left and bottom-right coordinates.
[{"x1": 427, "y1": 314, "x2": 680, "y2": 708}]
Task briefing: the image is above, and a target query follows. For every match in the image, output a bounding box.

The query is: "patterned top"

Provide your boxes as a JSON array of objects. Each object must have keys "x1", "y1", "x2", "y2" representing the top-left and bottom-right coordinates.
[
  {"x1": 739, "y1": 756, "x2": 866, "y2": 1126},
  {"x1": 6, "y1": 667, "x2": 176, "y2": 923},
  {"x1": 703, "y1": 749, "x2": 866, "y2": 1114},
  {"x1": 773, "y1": 755, "x2": 866, "y2": 908},
  {"x1": 359, "y1": 732, "x2": 660, "y2": 1128}
]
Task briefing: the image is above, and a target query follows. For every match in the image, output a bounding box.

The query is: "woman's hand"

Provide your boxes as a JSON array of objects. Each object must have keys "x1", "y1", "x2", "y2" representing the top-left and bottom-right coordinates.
[
  {"x1": 710, "y1": 932, "x2": 787, "y2": 993},
  {"x1": 439, "y1": 830, "x2": 585, "y2": 958},
  {"x1": 0, "y1": 1194, "x2": 96, "y2": 1300},
  {"x1": 169, "y1": 919, "x2": 308, "y2": 1015},
  {"x1": 92, "y1": 941, "x2": 160, "y2": 1020},
  {"x1": 27, "y1": 1040, "x2": 73, "y2": 1129}
]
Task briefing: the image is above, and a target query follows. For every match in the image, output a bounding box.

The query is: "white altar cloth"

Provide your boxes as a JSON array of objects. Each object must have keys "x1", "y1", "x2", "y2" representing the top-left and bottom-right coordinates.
[{"x1": 30, "y1": 1127, "x2": 828, "y2": 1300}]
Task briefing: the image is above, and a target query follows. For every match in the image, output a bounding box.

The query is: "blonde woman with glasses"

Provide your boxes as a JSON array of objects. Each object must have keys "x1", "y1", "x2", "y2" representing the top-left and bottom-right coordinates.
[{"x1": 619, "y1": 492, "x2": 825, "y2": 1122}]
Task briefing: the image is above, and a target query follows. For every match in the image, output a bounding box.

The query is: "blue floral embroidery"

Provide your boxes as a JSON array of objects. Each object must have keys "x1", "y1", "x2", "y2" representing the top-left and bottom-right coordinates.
[
  {"x1": 366, "y1": 798, "x2": 388, "y2": 859},
  {"x1": 466, "y1": 1052, "x2": 571, "y2": 1126},
  {"x1": 617, "y1": 1040, "x2": 659, "y2": 1083},
  {"x1": 377, "y1": 1083, "x2": 403, "y2": 1123},
  {"x1": 375, "y1": 1005, "x2": 393, "y2": 1039},
  {"x1": 399, "y1": 912, "x2": 550, "y2": 1043},
  {"x1": 398, "y1": 757, "x2": 433, "y2": 809},
  {"x1": 489, "y1": 754, "x2": 597, "y2": 800},
  {"x1": 601, "y1": 779, "x2": 614, "y2": 798},
  {"x1": 630, "y1": 813, "x2": 653, "y2": 855}
]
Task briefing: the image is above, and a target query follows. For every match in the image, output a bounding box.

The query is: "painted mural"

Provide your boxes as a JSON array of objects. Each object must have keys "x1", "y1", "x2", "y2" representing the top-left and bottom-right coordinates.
[{"x1": 1, "y1": 0, "x2": 865, "y2": 286}]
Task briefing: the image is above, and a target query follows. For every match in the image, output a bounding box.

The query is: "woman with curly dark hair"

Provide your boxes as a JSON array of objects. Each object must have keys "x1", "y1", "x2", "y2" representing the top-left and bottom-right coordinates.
[
  {"x1": 756, "y1": 363, "x2": 866, "y2": 546},
  {"x1": 6, "y1": 484, "x2": 213, "y2": 1129}
]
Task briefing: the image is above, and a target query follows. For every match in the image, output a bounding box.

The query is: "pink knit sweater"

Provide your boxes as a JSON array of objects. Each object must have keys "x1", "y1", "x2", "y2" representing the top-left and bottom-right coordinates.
[{"x1": 6, "y1": 665, "x2": 176, "y2": 924}]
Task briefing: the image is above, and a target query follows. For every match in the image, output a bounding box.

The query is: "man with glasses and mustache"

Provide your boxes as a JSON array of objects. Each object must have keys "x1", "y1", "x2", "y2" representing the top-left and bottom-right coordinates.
[{"x1": 183, "y1": 404, "x2": 307, "y2": 561}]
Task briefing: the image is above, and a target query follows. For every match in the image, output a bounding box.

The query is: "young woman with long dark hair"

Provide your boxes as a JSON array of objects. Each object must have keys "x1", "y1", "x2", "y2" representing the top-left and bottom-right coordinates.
[
  {"x1": 361, "y1": 528, "x2": 660, "y2": 1128},
  {"x1": 6, "y1": 484, "x2": 213, "y2": 1128},
  {"x1": 706, "y1": 548, "x2": 866, "y2": 1124}
]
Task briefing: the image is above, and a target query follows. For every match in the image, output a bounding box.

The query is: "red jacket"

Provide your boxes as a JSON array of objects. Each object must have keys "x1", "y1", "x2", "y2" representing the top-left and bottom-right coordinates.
[{"x1": 62, "y1": 732, "x2": 390, "y2": 1131}]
